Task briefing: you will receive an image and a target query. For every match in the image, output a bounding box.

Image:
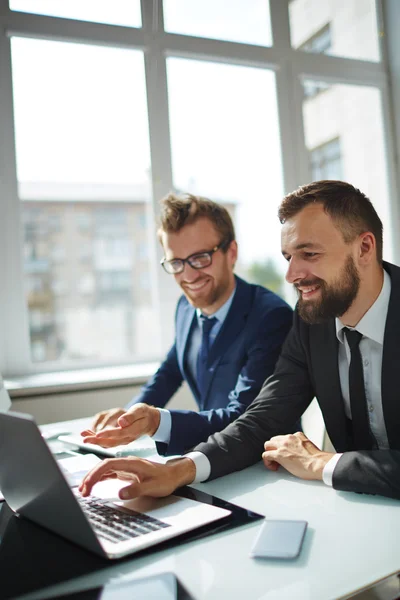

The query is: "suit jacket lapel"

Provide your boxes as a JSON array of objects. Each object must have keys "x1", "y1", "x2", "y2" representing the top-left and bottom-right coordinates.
[
  {"x1": 311, "y1": 320, "x2": 353, "y2": 452},
  {"x1": 176, "y1": 302, "x2": 197, "y2": 380},
  {"x1": 381, "y1": 262, "x2": 400, "y2": 449},
  {"x1": 201, "y1": 277, "x2": 251, "y2": 402}
]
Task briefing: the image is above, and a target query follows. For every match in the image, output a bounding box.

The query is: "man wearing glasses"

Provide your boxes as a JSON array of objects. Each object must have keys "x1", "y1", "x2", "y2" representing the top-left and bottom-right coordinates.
[{"x1": 82, "y1": 193, "x2": 293, "y2": 456}]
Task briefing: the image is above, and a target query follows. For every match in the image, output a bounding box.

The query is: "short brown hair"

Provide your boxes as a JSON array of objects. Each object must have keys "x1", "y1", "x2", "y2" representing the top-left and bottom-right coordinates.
[
  {"x1": 278, "y1": 180, "x2": 383, "y2": 263},
  {"x1": 157, "y1": 192, "x2": 235, "y2": 247}
]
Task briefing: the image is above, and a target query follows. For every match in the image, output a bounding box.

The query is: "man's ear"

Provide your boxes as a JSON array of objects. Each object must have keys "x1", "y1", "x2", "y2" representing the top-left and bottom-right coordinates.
[
  {"x1": 359, "y1": 232, "x2": 376, "y2": 264},
  {"x1": 228, "y1": 240, "x2": 238, "y2": 267}
]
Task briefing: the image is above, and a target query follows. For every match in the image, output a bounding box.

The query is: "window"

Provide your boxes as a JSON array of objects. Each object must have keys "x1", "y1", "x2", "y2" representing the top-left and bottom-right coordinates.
[
  {"x1": 0, "y1": 0, "x2": 396, "y2": 377},
  {"x1": 51, "y1": 245, "x2": 66, "y2": 264},
  {"x1": 10, "y1": 1, "x2": 142, "y2": 28},
  {"x1": 163, "y1": 0, "x2": 272, "y2": 46},
  {"x1": 76, "y1": 211, "x2": 92, "y2": 232},
  {"x1": 301, "y1": 24, "x2": 331, "y2": 54},
  {"x1": 310, "y1": 138, "x2": 343, "y2": 180},
  {"x1": 12, "y1": 37, "x2": 158, "y2": 364},
  {"x1": 302, "y1": 81, "x2": 393, "y2": 259},
  {"x1": 167, "y1": 58, "x2": 286, "y2": 307},
  {"x1": 289, "y1": 0, "x2": 380, "y2": 62},
  {"x1": 300, "y1": 25, "x2": 332, "y2": 98}
]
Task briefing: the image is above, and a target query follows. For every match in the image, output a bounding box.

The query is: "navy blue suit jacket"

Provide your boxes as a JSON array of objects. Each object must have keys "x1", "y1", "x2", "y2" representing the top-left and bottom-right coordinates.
[{"x1": 127, "y1": 276, "x2": 293, "y2": 455}]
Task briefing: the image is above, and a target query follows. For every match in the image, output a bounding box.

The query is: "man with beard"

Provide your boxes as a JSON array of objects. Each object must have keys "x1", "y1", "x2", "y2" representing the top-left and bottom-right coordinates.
[
  {"x1": 81, "y1": 193, "x2": 293, "y2": 456},
  {"x1": 81, "y1": 180, "x2": 400, "y2": 501}
]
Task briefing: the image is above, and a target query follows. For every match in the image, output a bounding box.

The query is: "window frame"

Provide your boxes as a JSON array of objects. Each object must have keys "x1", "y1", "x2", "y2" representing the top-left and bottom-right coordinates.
[{"x1": 0, "y1": 0, "x2": 397, "y2": 376}]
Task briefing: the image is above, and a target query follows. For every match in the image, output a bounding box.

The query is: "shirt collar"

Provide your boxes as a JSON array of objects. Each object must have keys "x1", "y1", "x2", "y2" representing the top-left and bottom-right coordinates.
[
  {"x1": 336, "y1": 269, "x2": 391, "y2": 345},
  {"x1": 196, "y1": 284, "x2": 236, "y2": 325}
]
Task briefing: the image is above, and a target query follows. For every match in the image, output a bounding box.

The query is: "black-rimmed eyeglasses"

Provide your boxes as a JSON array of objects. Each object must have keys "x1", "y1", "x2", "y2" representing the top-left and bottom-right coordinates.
[{"x1": 161, "y1": 240, "x2": 229, "y2": 275}]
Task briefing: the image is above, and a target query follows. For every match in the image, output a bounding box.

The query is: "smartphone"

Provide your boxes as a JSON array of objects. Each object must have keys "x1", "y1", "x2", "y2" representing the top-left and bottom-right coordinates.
[{"x1": 250, "y1": 519, "x2": 308, "y2": 559}]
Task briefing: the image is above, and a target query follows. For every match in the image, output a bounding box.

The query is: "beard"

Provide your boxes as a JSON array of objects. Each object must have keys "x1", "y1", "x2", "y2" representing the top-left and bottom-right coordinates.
[
  {"x1": 296, "y1": 254, "x2": 360, "y2": 324},
  {"x1": 181, "y1": 273, "x2": 230, "y2": 310}
]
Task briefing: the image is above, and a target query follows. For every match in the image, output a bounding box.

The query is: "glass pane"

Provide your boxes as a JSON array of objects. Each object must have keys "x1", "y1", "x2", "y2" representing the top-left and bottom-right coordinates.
[
  {"x1": 11, "y1": 37, "x2": 160, "y2": 365},
  {"x1": 9, "y1": 0, "x2": 141, "y2": 28},
  {"x1": 167, "y1": 58, "x2": 287, "y2": 310},
  {"x1": 289, "y1": 0, "x2": 380, "y2": 62},
  {"x1": 302, "y1": 80, "x2": 393, "y2": 260},
  {"x1": 163, "y1": 0, "x2": 272, "y2": 47}
]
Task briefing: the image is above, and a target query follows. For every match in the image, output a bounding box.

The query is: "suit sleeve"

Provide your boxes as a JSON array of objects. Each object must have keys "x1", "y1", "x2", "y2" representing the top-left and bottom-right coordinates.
[
  {"x1": 161, "y1": 304, "x2": 295, "y2": 456},
  {"x1": 332, "y1": 450, "x2": 400, "y2": 500},
  {"x1": 193, "y1": 311, "x2": 315, "y2": 479},
  {"x1": 125, "y1": 343, "x2": 184, "y2": 410}
]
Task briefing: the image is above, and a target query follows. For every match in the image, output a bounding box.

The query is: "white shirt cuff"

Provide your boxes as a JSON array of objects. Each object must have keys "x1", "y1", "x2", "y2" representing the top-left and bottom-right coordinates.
[
  {"x1": 322, "y1": 454, "x2": 343, "y2": 486},
  {"x1": 151, "y1": 408, "x2": 171, "y2": 444},
  {"x1": 184, "y1": 451, "x2": 211, "y2": 483}
]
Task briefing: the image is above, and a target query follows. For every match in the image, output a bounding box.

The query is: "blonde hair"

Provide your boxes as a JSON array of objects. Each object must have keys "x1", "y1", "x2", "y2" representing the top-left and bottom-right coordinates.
[{"x1": 157, "y1": 192, "x2": 235, "y2": 246}]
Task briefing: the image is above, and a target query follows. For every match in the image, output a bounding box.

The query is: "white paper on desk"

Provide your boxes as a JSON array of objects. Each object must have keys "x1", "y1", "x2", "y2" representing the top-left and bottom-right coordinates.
[
  {"x1": 58, "y1": 433, "x2": 156, "y2": 457},
  {"x1": 58, "y1": 453, "x2": 101, "y2": 487}
]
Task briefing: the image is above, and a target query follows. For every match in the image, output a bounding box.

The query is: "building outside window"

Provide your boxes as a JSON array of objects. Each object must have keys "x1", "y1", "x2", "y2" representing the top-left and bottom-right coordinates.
[{"x1": 310, "y1": 138, "x2": 343, "y2": 181}]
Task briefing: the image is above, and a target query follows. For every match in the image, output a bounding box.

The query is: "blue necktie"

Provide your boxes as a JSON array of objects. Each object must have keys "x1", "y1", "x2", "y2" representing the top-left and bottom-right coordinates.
[
  {"x1": 344, "y1": 328, "x2": 374, "y2": 449},
  {"x1": 197, "y1": 316, "x2": 217, "y2": 397}
]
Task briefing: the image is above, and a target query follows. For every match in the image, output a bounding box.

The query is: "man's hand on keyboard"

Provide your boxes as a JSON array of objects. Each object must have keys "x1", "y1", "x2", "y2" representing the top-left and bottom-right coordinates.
[
  {"x1": 79, "y1": 456, "x2": 196, "y2": 500},
  {"x1": 81, "y1": 403, "x2": 161, "y2": 448}
]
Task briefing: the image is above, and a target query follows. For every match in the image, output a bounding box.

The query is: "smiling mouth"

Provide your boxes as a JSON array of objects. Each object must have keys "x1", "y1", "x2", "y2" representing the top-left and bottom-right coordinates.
[
  {"x1": 297, "y1": 284, "x2": 320, "y2": 299},
  {"x1": 183, "y1": 279, "x2": 210, "y2": 293}
]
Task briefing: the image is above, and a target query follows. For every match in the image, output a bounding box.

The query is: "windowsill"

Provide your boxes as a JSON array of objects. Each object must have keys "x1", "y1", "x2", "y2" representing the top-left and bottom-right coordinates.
[{"x1": 5, "y1": 363, "x2": 159, "y2": 399}]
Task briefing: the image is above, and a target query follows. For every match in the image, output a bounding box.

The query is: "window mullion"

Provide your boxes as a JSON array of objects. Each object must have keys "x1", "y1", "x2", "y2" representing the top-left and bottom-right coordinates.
[
  {"x1": 0, "y1": 32, "x2": 31, "y2": 375},
  {"x1": 275, "y1": 61, "x2": 310, "y2": 194},
  {"x1": 2, "y1": 11, "x2": 147, "y2": 50},
  {"x1": 269, "y1": 0, "x2": 291, "y2": 51},
  {"x1": 143, "y1": 0, "x2": 177, "y2": 352}
]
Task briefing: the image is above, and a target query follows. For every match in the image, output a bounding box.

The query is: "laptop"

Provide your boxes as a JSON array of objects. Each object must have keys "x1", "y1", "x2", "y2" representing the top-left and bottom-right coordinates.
[{"x1": 0, "y1": 411, "x2": 231, "y2": 559}]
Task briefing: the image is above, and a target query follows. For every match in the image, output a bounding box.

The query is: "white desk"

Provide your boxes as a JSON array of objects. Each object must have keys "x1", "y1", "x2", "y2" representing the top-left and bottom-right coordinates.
[{"x1": 11, "y1": 419, "x2": 400, "y2": 600}]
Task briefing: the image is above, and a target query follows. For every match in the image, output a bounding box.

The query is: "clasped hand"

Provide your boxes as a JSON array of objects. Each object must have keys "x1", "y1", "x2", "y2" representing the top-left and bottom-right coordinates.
[
  {"x1": 262, "y1": 431, "x2": 333, "y2": 480},
  {"x1": 81, "y1": 403, "x2": 161, "y2": 448}
]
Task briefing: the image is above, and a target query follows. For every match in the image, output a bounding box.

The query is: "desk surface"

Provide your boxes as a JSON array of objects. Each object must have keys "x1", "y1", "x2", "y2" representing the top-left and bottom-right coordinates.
[{"x1": 6, "y1": 418, "x2": 400, "y2": 600}]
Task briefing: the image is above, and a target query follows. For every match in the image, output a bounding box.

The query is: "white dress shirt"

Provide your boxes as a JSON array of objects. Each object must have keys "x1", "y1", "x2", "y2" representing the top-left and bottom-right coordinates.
[
  {"x1": 323, "y1": 269, "x2": 390, "y2": 484},
  {"x1": 189, "y1": 270, "x2": 392, "y2": 485}
]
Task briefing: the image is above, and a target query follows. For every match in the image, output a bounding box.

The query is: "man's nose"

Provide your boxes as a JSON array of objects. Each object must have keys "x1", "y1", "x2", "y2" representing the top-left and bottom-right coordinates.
[
  {"x1": 285, "y1": 258, "x2": 307, "y2": 284},
  {"x1": 180, "y1": 262, "x2": 201, "y2": 280}
]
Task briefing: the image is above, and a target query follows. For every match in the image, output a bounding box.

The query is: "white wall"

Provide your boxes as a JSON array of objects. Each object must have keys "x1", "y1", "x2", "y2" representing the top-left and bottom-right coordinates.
[{"x1": 11, "y1": 382, "x2": 197, "y2": 425}]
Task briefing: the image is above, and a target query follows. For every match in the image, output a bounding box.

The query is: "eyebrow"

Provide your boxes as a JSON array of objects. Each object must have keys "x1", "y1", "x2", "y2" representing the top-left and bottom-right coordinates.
[
  {"x1": 281, "y1": 242, "x2": 323, "y2": 257},
  {"x1": 166, "y1": 247, "x2": 217, "y2": 260}
]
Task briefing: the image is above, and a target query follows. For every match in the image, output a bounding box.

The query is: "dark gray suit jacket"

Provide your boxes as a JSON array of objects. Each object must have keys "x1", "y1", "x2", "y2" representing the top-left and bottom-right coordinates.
[{"x1": 195, "y1": 261, "x2": 400, "y2": 500}]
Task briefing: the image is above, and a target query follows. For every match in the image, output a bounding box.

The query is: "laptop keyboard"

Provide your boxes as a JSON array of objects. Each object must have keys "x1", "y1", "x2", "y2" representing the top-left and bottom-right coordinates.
[{"x1": 77, "y1": 495, "x2": 171, "y2": 544}]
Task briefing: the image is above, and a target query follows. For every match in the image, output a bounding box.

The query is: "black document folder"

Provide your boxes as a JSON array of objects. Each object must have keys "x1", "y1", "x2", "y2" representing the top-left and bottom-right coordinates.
[{"x1": 0, "y1": 487, "x2": 263, "y2": 599}]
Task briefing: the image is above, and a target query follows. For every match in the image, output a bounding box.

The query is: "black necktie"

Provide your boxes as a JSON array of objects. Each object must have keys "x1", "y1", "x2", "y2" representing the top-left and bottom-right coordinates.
[
  {"x1": 343, "y1": 328, "x2": 374, "y2": 450},
  {"x1": 197, "y1": 316, "x2": 217, "y2": 397}
]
